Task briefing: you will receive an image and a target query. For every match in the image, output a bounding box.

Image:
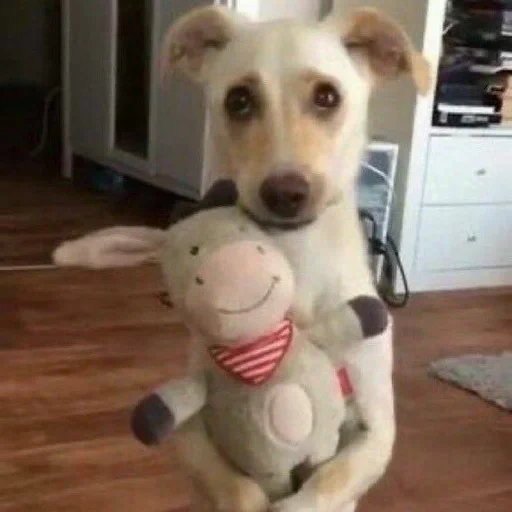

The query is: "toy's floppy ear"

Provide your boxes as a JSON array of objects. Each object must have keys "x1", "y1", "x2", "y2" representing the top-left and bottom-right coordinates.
[
  {"x1": 324, "y1": 7, "x2": 431, "y2": 95},
  {"x1": 161, "y1": 5, "x2": 248, "y2": 82},
  {"x1": 52, "y1": 226, "x2": 166, "y2": 269}
]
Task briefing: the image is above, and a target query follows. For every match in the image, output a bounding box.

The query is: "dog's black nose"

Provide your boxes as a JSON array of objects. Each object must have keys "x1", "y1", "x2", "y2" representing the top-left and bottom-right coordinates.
[{"x1": 259, "y1": 173, "x2": 310, "y2": 218}]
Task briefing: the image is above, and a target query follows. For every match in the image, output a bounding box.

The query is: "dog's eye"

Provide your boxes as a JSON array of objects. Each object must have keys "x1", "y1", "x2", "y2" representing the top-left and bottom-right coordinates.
[
  {"x1": 190, "y1": 246, "x2": 200, "y2": 256},
  {"x1": 313, "y1": 83, "x2": 341, "y2": 112},
  {"x1": 225, "y1": 86, "x2": 257, "y2": 121}
]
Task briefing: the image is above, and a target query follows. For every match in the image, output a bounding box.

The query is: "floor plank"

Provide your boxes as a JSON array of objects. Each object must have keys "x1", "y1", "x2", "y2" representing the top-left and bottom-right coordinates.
[
  {"x1": 0, "y1": 157, "x2": 179, "y2": 267},
  {"x1": 1, "y1": 267, "x2": 511, "y2": 511}
]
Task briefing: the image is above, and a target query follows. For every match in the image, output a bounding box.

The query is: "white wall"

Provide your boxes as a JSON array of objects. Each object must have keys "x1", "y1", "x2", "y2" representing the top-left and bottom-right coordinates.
[{"x1": 258, "y1": 0, "x2": 323, "y2": 21}]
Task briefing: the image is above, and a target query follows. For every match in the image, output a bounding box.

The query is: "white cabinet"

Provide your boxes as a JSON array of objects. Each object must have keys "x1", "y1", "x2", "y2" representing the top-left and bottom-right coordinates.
[
  {"x1": 424, "y1": 137, "x2": 512, "y2": 206},
  {"x1": 416, "y1": 205, "x2": 512, "y2": 271},
  {"x1": 63, "y1": 0, "x2": 246, "y2": 201},
  {"x1": 67, "y1": 0, "x2": 114, "y2": 160}
]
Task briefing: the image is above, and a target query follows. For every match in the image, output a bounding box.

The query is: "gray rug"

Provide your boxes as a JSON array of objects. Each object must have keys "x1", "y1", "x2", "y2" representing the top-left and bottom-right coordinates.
[{"x1": 429, "y1": 352, "x2": 512, "y2": 411}]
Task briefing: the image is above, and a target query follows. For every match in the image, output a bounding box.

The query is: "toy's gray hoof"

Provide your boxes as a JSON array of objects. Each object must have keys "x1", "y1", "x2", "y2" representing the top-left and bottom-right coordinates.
[
  {"x1": 131, "y1": 394, "x2": 174, "y2": 446},
  {"x1": 349, "y1": 296, "x2": 389, "y2": 338}
]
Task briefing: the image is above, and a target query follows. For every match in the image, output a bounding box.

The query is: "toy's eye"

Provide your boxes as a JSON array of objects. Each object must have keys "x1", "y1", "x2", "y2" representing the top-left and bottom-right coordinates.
[
  {"x1": 196, "y1": 276, "x2": 204, "y2": 285},
  {"x1": 257, "y1": 246, "x2": 265, "y2": 255},
  {"x1": 190, "y1": 246, "x2": 200, "y2": 256}
]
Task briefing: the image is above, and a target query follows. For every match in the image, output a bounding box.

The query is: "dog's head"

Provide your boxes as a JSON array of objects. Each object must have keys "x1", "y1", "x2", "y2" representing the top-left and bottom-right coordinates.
[{"x1": 162, "y1": 6, "x2": 430, "y2": 227}]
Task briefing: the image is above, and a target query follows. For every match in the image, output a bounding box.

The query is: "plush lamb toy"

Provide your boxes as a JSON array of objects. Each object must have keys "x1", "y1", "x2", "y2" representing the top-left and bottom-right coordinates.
[
  {"x1": 130, "y1": 207, "x2": 348, "y2": 501},
  {"x1": 52, "y1": 193, "x2": 378, "y2": 507}
]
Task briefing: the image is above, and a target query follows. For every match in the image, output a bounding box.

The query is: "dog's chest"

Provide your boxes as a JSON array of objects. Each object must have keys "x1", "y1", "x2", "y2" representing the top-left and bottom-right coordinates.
[{"x1": 271, "y1": 228, "x2": 342, "y2": 326}]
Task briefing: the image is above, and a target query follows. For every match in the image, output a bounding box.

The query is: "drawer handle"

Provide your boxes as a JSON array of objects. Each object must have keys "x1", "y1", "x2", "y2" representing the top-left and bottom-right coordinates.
[
  {"x1": 475, "y1": 168, "x2": 487, "y2": 176},
  {"x1": 467, "y1": 235, "x2": 478, "y2": 243}
]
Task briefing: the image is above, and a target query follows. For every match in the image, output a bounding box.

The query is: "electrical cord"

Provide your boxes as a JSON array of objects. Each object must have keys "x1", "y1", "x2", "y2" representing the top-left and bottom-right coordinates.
[
  {"x1": 27, "y1": 86, "x2": 61, "y2": 159},
  {"x1": 359, "y1": 209, "x2": 410, "y2": 308}
]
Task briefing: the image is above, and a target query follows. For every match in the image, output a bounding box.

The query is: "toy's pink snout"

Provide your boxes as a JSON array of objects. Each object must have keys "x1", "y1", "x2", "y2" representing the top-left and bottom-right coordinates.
[
  {"x1": 186, "y1": 240, "x2": 294, "y2": 341},
  {"x1": 194, "y1": 241, "x2": 286, "y2": 309}
]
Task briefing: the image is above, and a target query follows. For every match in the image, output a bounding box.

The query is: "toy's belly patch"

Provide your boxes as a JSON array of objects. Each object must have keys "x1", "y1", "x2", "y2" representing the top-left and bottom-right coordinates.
[{"x1": 265, "y1": 384, "x2": 313, "y2": 446}]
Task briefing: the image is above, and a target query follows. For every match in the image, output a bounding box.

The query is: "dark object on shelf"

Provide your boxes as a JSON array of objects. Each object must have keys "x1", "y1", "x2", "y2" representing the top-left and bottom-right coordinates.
[
  {"x1": 433, "y1": 110, "x2": 502, "y2": 127},
  {"x1": 445, "y1": 46, "x2": 502, "y2": 66},
  {"x1": 446, "y1": 8, "x2": 512, "y2": 50},
  {"x1": 436, "y1": 0, "x2": 512, "y2": 128},
  {"x1": 453, "y1": 0, "x2": 512, "y2": 12},
  {"x1": 438, "y1": 82, "x2": 505, "y2": 103}
]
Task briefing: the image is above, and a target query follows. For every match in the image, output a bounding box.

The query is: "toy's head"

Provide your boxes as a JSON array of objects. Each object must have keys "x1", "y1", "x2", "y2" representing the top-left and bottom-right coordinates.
[
  {"x1": 161, "y1": 207, "x2": 294, "y2": 343},
  {"x1": 51, "y1": 207, "x2": 294, "y2": 344}
]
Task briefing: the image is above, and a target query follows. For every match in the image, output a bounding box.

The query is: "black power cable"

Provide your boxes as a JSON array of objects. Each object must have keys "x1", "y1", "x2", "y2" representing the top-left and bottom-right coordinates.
[{"x1": 359, "y1": 209, "x2": 410, "y2": 308}]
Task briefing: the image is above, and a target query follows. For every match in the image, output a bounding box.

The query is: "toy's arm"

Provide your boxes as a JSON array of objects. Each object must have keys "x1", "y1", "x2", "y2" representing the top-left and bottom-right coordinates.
[
  {"x1": 305, "y1": 295, "x2": 389, "y2": 364},
  {"x1": 273, "y1": 322, "x2": 395, "y2": 512},
  {"x1": 131, "y1": 375, "x2": 207, "y2": 446}
]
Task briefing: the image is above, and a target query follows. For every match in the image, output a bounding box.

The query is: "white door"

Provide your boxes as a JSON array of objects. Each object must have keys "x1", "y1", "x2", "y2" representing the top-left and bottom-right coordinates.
[
  {"x1": 152, "y1": 0, "x2": 215, "y2": 199},
  {"x1": 67, "y1": 0, "x2": 115, "y2": 159}
]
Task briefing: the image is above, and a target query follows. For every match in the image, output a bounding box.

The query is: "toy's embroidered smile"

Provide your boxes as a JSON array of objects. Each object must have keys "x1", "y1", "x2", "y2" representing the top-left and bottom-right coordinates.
[{"x1": 217, "y1": 276, "x2": 281, "y2": 315}]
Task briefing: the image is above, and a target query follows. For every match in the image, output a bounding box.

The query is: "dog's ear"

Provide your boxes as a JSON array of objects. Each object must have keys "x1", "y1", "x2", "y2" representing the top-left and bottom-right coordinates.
[
  {"x1": 161, "y1": 5, "x2": 248, "y2": 82},
  {"x1": 52, "y1": 227, "x2": 167, "y2": 269},
  {"x1": 325, "y1": 7, "x2": 431, "y2": 96}
]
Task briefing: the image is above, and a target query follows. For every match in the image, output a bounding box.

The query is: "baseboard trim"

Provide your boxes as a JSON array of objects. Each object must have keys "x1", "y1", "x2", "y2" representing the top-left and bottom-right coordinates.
[{"x1": 0, "y1": 265, "x2": 58, "y2": 272}]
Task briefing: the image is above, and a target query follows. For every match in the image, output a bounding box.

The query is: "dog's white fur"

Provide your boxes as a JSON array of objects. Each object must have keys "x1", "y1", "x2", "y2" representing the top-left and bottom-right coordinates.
[{"x1": 54, "y1": 5, "x2": 429, "y2": 512}]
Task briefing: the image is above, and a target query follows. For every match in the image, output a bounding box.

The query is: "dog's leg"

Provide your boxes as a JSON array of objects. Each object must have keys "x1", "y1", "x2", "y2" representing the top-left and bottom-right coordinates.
[
  {"x1": 172, "y1": 415, "x2": 269, "y2": 512},
  {"x1": 271, "y1": 324, "x2": 395, "y2": 512}
]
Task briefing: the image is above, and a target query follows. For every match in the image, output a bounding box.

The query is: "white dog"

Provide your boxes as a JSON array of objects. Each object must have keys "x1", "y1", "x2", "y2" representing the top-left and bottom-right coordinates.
[{"x1": 54, "y1": 5, "x2": 430, "y2": 512}]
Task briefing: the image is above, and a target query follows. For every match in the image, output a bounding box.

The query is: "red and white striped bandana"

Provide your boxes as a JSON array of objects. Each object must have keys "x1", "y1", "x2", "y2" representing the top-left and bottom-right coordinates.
[{"x1": 209, "y1": 320, "x2": 293, "y2": 386}]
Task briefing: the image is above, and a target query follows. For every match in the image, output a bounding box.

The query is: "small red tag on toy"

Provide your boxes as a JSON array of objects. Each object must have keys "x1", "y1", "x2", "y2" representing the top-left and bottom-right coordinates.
[
  {"x1": 337, "y1": 367, "x2": 354, "y2": 397},
  {"x1": 209, "y1": 320, "x2": 293, "y2": 386}
]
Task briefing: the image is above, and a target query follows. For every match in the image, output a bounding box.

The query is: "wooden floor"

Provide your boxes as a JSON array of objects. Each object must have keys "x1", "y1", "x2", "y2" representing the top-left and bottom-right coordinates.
[
  {"x1": 0, "y1": 157, "x2": 180, "y2": 267},
  {"x1": 1, "y1": 265, "x2": 511, "y2": 512}
]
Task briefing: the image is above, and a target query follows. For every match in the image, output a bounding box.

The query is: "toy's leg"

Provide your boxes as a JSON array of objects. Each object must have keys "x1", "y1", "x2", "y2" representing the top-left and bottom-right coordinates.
[{"x1": 170, "y1": 415, "x2": 269, "y2": 512}]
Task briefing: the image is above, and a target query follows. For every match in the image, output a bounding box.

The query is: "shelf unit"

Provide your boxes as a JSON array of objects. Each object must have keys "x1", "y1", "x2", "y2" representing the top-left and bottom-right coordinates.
[
  {"x1": 340, "y1": 0, "x2": 512, "y2": 292},
  {"x1": 430, "y1": 125, "x2": 512, "y2": 136}
]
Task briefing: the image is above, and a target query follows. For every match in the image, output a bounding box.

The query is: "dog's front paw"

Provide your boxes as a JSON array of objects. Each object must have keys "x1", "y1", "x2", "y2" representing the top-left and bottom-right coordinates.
[{"x1": 215, "y1": 476, "x2": 269, "y2": 512}]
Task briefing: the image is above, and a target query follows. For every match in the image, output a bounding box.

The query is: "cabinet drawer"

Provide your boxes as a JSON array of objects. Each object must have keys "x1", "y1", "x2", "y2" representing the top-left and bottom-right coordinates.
[
  {"x1": 424, "y1": 137, "x2": 512, "y2": 205},
  {"x1": 416, "y1": 205, "x2": 512, "y2": 271}
]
